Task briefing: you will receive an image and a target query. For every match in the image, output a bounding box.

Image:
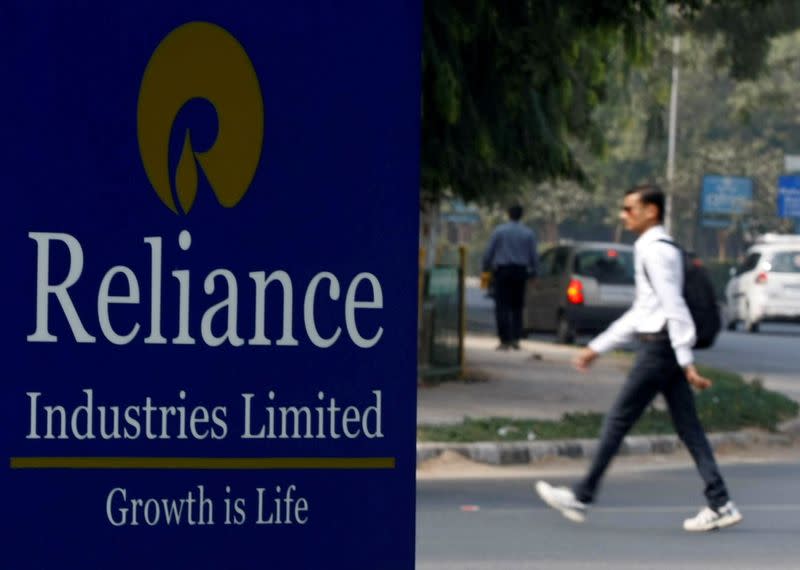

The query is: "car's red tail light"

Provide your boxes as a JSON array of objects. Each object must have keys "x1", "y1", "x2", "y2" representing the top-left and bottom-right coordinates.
[
  {"x1": 755, "y1": 272, "x2": 768, "y2": 284},
  {"x1": 567, "y1": 278, "x2": 584, "y2": 304}
]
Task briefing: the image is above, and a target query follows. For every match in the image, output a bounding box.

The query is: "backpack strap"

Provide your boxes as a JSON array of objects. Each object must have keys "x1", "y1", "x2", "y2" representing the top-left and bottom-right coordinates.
[
  {"x1": 641, "y1": 238, "x2": 683, "y2": 290},
  {"x1": 656, "y1": 238, "x2": 681, "y2": 251}
]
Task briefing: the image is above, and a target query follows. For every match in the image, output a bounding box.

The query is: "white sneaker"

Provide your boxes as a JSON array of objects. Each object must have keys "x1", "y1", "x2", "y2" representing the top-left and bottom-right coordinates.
[
  {"x1": 534, "y1": 481, "x2": 587, "y2": 523},
  {"x1": 683, "y1": 501, "x2": 743, "y2": 532}
]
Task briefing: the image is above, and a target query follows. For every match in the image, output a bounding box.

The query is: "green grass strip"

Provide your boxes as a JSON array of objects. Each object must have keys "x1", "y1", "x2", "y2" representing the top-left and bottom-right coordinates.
[{"x1": 418, "y1": 366, "x2": 799, "y2": 443}]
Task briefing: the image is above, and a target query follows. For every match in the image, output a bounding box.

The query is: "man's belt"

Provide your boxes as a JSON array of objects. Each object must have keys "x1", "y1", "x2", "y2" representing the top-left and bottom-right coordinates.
[{"x1": 636, "y1": 330, "x2": 670, "y2": 342}]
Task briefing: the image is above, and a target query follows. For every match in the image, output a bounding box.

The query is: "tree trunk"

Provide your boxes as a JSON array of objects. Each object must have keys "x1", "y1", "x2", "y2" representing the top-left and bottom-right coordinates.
[
  {"x1": 717, "y1": 229, "x2": 730, "y2": 262},
  {"x1": 545, "y1": 220, "x2": 559, "y2": 244},
  {"x1": 420, "y1": 200, "x2": 441, "y2": 268}
]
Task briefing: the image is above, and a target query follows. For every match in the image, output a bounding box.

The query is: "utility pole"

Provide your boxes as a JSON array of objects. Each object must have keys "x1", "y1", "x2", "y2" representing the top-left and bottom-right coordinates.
[{"x1": 665, "y1": 34, "x2": 681, "y2": 235}]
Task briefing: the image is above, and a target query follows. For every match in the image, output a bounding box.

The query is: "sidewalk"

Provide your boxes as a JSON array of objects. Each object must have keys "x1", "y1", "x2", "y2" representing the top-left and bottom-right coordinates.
[
  {"x1": 418, "y1": 333, "x2": 631, "y2": 424},
  {"x1": 416, "y1": 331, "x2": 798, "y2": 466}
]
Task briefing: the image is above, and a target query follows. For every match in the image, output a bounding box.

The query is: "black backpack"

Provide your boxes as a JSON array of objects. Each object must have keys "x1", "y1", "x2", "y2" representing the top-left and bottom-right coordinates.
[{"x1": 644, "y1": 239, "x2": 721, "y2": 349}]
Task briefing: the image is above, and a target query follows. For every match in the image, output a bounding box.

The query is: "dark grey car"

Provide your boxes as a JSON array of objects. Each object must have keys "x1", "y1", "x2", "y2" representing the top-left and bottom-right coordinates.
[{"x1": 524, "y1": 241, "x2": 635, "y2": 343}]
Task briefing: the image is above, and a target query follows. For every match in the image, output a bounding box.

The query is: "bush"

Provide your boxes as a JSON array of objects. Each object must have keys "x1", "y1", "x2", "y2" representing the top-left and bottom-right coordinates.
[
  {"x1": 694, "y1": 366, "x2": 799, "y2": 433},
  {"x1": 704, "y1": 260, "x2": 736, "y2": 300},
  {"x1": 417, "y1": 366, "x2": 799, "y2": 442}
]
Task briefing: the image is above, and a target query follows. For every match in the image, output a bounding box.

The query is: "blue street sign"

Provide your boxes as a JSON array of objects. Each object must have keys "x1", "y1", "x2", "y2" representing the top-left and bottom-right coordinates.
[
  {"x1": 777, "y1": 175, "x2": 800, "y2": 218},
  {"x1": 442, "y1": 199, "x2": 481, "y2": 224},
  {"x1": 700, "y1": 217, "x2": 734, "y2": 229},
  {"x1": 1, "y1": 3, "x2": 420, "y2": 569},
  {"x1": 700, "y1": 175, "x2": 754, "y2": 216}
]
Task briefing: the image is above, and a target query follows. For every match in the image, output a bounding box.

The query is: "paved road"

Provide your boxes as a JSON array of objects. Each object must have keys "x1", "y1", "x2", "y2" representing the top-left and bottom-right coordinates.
[
  {"x1": 417, "y1": 459, "x2": 800, "y2": 569},
  {"x1": 694, "y1": 324, "x2": 800, "y2": 402},
  {"x1": 467, "y1": 280, "x2": 800, "y2": 402}
]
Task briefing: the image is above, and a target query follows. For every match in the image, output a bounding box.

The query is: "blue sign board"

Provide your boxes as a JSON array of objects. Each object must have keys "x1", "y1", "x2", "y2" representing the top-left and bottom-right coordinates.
[
  {"x1": 1, "y1": 3, "x2": 420, "y2": 569},
  {"x1": 701, "y1": 175, "x2": 754, "y2": 215},
  {"x1": 442, "y1": 199, "x2": 481, "y2": 224},
  {"x1": 778, "y1": 175, "x2": 800, "y2": 218},
  {"x1": 700, "y1": 217, "x2": 734, "y2": 229}
]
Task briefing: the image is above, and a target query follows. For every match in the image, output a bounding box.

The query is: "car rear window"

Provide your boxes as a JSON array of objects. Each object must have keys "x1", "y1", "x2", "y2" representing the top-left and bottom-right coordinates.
[
  {"x1": 574, "y1": 249, "x2": 635, "y2": 284},
  {"x1": 769, "y1": 251, "x2": 800, "y2": 273}
]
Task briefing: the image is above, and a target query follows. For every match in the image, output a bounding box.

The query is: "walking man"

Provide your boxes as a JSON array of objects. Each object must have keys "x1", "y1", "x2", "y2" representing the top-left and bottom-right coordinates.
[
  {"x1": 482, "y1": 204, "x2": 538, "y2": 350},
  {"x1": 535, "y1": 184, "x2": 742, "y2": 532}
]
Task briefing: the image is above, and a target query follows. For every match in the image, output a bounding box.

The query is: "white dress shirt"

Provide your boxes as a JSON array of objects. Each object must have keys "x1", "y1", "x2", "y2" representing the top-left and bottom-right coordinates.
[{"x1": 587, "y1": 225, "x2": 696, "y2": 367}]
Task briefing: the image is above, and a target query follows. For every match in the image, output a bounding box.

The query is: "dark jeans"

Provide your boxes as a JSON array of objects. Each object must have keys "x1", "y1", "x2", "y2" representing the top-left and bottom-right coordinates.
[
  {"x1": 493, "y1": 265, "x2": 528, "y2": 344},
  {"x1": 573, "y1": 339, "x2": 730, "y2": 509}
]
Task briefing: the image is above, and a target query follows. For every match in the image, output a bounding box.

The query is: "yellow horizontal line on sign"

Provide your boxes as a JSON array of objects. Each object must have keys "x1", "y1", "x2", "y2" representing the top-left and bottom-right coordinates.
[{"x1": 10, "y1": 457, "x2": 396, "y2": 470}]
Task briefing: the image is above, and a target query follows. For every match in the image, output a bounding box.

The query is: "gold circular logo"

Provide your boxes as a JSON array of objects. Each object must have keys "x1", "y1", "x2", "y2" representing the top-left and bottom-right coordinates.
[{"x1": 137, "y1": 22, "x2": 264, "y2": 214}]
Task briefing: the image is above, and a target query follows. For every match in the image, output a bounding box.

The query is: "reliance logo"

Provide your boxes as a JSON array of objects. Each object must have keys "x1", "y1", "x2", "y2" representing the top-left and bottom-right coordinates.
[
  {"x1": 26, "y1": 231, "x2": 385, "y2": 350},
  {"x1": 137, "y1": 22, "x2": 264, "y2": 215},
  {"x1": 26, "y1": 24, "x2": 384, "y2": 350}
]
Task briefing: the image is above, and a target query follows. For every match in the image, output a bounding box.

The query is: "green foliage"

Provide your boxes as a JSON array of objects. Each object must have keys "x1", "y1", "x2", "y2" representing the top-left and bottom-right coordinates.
[
  {"x1": 694, "y1": 365, "x2": 799, "y2": 432},
  {"x1": 420, "y1": 0, "x2": 783, "y2": 205},
  {"x1": 417, "y1": 366, "x2": 799, "y2": 442},
  {"x1": 704, "y1": 260, "x2": 736, "y2": 300},
  {"x1": 692, "y1": 0, "x2": 800, "y2": 80},
  {"x1": 558, "y1": 12, "x2": 800, "y2": 255},
  {"x1": 421, "y1": 1, "x2": 658, "y2": 203}
]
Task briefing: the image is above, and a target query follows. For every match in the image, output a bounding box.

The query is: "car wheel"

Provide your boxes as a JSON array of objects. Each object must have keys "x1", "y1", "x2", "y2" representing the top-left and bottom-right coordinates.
[
  {"x1": 744, "y1": 301, "x2": 760, "y2": 333},
  {"x1": 556, "y1": 314, "x2": 576, "y2": 345},
  {"x1": 722, "y1": 301, "x2": 737, "y2": 331}
]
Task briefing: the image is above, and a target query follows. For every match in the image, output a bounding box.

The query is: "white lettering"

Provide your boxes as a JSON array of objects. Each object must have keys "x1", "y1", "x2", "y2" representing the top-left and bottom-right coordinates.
[
  {"x1": 200, "y1": 270, "x2": 244, "y2": 347},
  {"x1": 304, "y1": 272, "x2": 341, "y2": 348},
  {"x1": 97, "y1": 266, "x2": 141, "y2": 345},
  {"x1": 107, "y1": 488, "x2": 128, "y2": 527},
  {"x1": 248, "y1": 270, "x2": 299, "y2": 347},
  {"x1": 345, "y1": 272, "x2": 384, "y2": 348},
  {"x1": 26, "y1": 392, "x2": 41, "y2": 439},
  {"x1": 106, "y1": 485, "x2": 213, "y2": 526},
  {"x1": 143, "y1": 236, "x2": 166, "y2": 344},
  {"x1": 241, "y1": 393, "x2": 266, "y2": 439},
  {"x1": 27, "y1": 232, "x2": 96, "y2": 343},
  {"x1": 26, "y1": 232, "x2": 386, "y2": 350}
]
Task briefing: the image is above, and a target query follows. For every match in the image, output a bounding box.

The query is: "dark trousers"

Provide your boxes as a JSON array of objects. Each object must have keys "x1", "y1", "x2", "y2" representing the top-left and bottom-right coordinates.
[
  {"x1": 573, "y1": 339, "x2": 730, "y2": 509},
  {"x1": 493, "y1": 265, "x2": 528, "y2": 344}
]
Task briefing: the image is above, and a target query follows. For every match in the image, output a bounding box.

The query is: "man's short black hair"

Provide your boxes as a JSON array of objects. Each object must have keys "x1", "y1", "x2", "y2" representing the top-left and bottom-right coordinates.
[
  {"x1": 508, "y1": 204, "x2": 523, "y2": 221},
  {"x1": 625, "y1": 183, "x2": 664, "y2": 222}
]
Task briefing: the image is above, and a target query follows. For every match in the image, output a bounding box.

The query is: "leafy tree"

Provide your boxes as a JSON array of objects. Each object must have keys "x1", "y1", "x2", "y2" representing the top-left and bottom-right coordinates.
[
  {"x1": 573, "y1": 21, "x2": 800, "y2": 258},
  {"x1": 691, "y1": 0, "x2": 800, "y2": 80},
  {"x1": 421, "y1": 0, "x2": 787, "y2": 208},
  {"x1": 520, "y1": 180, "x2": 598, "y2": 243},
  {"x1": 422, "y1": 1, "x2": 650, "y2": 204}
]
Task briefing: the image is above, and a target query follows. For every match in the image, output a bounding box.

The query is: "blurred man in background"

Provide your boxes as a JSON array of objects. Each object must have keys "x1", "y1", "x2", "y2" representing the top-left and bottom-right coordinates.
[{"x1": 482, "y1": 204, "x2": 539, "y2": 350}]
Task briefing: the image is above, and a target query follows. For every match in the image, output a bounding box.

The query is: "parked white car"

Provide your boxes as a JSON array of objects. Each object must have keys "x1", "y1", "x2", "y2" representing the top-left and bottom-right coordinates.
[{"x1": 724, "y1": 234, "x2": 800, "y2": 332}]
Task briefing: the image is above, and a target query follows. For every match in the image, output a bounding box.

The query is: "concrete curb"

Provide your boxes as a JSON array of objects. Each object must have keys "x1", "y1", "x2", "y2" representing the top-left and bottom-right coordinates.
[{"x1": 416, "y1": 431, "x2": 796, "y2": 467}]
